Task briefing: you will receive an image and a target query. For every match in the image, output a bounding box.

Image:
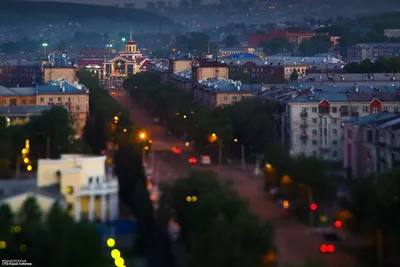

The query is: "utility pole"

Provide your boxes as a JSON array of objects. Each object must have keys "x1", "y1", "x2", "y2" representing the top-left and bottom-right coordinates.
[
  {"x1": 218, "y1": 140, "x2": 222, "y2": 165},
  {"x1": 46, "y1": 137, "x2": 50, "y2": 158},
  {"x1": 240, "y1": 144, "x2": 245, "y2": 171}
]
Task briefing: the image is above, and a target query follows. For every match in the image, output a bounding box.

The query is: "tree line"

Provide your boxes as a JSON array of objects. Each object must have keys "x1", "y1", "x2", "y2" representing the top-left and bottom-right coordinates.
[
  {"x1": 344, "y1": 57, "x2": 400, "y2": 73},
  {"x1": 77, "y1": 69, "x2": 175, "y2": 267},
  {"x1": 0, "y1": 198, "x2": 108, "y2": 267}
]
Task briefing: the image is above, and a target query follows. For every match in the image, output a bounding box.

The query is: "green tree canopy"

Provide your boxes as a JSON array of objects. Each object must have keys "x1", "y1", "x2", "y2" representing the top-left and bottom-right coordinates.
[
  {"x1": 298, "y1": 35, "x2": 332, "y2": 56},
  {"x1": 223, "y1": 34, "x2": 240, "y2": 48},
  {"x1": 259, "y1": 38, "x2": 293, "y2": 55}
]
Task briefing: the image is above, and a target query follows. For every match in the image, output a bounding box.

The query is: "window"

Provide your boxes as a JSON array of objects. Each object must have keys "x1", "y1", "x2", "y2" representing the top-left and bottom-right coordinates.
[
  {"x1": 232, "y1": 96, "x2": 237, "y2": 101},
  {"x1": 333, "y1": 129, "x2": 338, "y2": 134},
  {"x1": 311, "y1": 107, "x2": 317, "y2": 113},
  {"x1": 383, "y1": 106, "x2": 388, "y2": 111},
  {"x1": 49, "y1": 97, "x2": 53, "y2": 102},
  {"x1": 30, "y1": 99, "x2": 35, "y2": 104},
  {"x1": 68, "y1": 97, "x2": 71, "y2": 102},
  {"x1": 40, "y1": 97, "x2": 44, "y2": 103},
  {"x1": 362, "y1": 106, "x2": 369, "y2": 113},
  {"x1": 394, "y1": 106, "x2": 399, "y2": 112},
  {"x1": 88, "y1": 177, "x2": 93, "y2": 184},
  {"x1": 332, "y1": 107, "x2": 337, "y2": 113},
  {"x1": 22, "y1": 99, "x2": 26, "y2": 105},
  {"x1": 2, "y1": 100, "x2": 6, "y2": 105},
  {"x1": 67, "y1": 203, "x2": 73, "y2": 211},
  {"x1": 76, "y1": 105, "x2": 80, "y2": 111},
  {"x1": 96, "y1": 177, "x2": 100, "y2": 184},
  {"x1": 58, "y1": 97, "x2": 62, "y2": 102},
  {"x1": 223, "y1": 96, "x2": 228, "y2": 101},
  {"x1": 323, "y1": 117, "x2": 328, "y2": 124},
  {"x1": 312, "y1": 140, "x2": 317, "y2": 145},
  {"x1": 332, "y1": 118, "x2": 337, "y2": 124},
  {"x1": 312, "y1": 129, "x2": 317, "y2": 135},
  {"x1": 332, "y1": 151, "x2": 338, "y2": 158},
  {"x1": 312, "y1": 118, "x2": 317, "y2": 124},
  {"x1": 301, "y1": 107, "x2": 307, "y2": 112},
  {"x1": 332, "y1": 140, "x2": 338, "y2": 145},
  {"x1": 373, "y1": 107, "x2": 378, "y2": 113}
]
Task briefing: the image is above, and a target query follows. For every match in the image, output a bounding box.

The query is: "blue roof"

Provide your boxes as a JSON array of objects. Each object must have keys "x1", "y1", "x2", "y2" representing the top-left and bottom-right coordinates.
[
  {"x1": 232, "y1": 53, "x2": 259, "y2": 59},
  {"x1": 38, "y1": 81, "x2": 86, "y2": 95},
  {"x1": 290, "y1": 93, "x2": 350, "y2": 103},
  {"x1": 349, "y1": 112, "x2": 400, "y2": 126}
]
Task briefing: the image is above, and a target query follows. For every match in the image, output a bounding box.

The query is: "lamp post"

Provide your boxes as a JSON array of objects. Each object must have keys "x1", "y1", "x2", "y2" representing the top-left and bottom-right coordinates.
[
  {"x1": 139, "y1": 132, "x2": 146, "y2": 164},
  {"x1": 106, "y1": 44, "x2": 113, "y2": 58},
  {"x1": 234, "y1": 138, "x2": 245, "y2": 171},
  {"x1": 121, "y1": 38, "x2": 126, "y2": 51},
  {"x1": 42, "y1": 43, "x2": 48, "y2": 59}
]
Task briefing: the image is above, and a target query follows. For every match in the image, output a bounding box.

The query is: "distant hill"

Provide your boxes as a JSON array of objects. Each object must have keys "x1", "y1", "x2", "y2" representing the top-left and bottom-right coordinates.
[{"x1": 0, "y1": 0, "x2": 176, "y2": 26}]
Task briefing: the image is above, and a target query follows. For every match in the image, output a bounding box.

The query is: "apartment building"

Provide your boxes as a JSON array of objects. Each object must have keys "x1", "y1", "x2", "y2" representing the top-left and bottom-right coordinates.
[
  {"x1": 297, "y1": 73, "x2": 400, "y2": 87},
  {"x1": 193, "y1": 79, "x2": 258, "y2": 109},
  {"x1": 0, "y1": 79, "x2": 89, "y2": 136},
  {"x1": 0, "y1": 60, "x2": 42, "y2": 87},
  {"x1": 384, "y1": 29, "x2": 400, "y2": 39},
  {"x1": 347, "y1": 43, "x2": 400, "y2": 61},
  {"x1": 343, "y1": 112, "x2": 400, "y2": 178},
  {"x1": 288, "y1": 91, "x2": 400, "y2": 161}
]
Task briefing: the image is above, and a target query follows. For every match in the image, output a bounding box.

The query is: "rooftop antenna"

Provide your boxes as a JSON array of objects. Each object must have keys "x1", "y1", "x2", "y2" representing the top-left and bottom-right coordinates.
[
  {"x1": 207, "y1": 41, "x2": 210, "y2": 53},
  {"x1": 130, "y1": 27, "x2": 133, "y2": 40}
]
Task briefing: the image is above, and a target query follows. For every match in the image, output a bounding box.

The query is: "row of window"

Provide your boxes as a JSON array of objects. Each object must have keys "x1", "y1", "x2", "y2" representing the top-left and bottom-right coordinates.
[
  {"x1": 302, "y1": 106, "x2": 398, "y2": 114},
  {"x1": 310, "y1": 128, "x2": 338, "y2": 135},
  {"x1": 1, "y1": 99, "x2": 35, "y2": 105},
  {"x1": 311, "y1": 150, "x2": 339, "y2": 158},
  {"x1": 311, "y1": 139, "x2": 339, "y2": 146}
]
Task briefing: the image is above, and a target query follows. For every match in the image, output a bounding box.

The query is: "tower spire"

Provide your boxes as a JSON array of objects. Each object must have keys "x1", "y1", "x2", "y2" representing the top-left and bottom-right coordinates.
[
  {"x1": 207, "y1": 41, "x2": 210, "y2": 53},
  {"x1": 130, "y1": 28, "x2": 133, "y2": 40}
]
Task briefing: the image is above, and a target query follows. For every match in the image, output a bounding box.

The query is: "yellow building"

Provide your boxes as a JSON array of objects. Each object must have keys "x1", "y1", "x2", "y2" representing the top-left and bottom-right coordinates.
[
  {"x1": 0, "y1": 80, "x2": 89, "y2": 137},
  {"x1": 0, "y1": 154, "x2": 119, "y2": 222}
]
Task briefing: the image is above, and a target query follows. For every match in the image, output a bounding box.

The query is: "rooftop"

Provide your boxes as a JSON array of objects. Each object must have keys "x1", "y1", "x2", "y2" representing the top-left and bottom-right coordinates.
[
  {"x1": 298, "y1": 73, "x2": 400, "y2": 83},
  {"x1": 351, "y1": 43, "x2": 400, "y2": 48},
  {"x1": 198, "y1": 78, "x2": 263, "y2": 92},
  {"x1": 0, "y1": 80, "x2": 87, "y2": 96},
  {"x1": 220, "y1": 56, "x2": 343, "y2": 67},
  {"x1": 348, "y1": 112, "x2": 400, "y2": 126}
]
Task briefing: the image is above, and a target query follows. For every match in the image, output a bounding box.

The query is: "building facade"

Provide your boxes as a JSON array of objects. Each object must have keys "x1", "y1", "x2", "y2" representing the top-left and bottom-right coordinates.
[
  {"x1": 343, "y1": 112, "x2": 400, "y2": 178},
  {"x1": 347, "y1": 43, "x2": 400, "y2": 61},
  {"x1": 0, "y1": 80, "x2": 89, "y2": 136},
  {"x1": 37, "y1": 154, "x2": 119, "y2": 222},
  {"x1": 0, "y1": 60, "x2": 42, "y2": 87},
  {"x1": 287, "y1": 92, "x2": 400, "y2": 161}
]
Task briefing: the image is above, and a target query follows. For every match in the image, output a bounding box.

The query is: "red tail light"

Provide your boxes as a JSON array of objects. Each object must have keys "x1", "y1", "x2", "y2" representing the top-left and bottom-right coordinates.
[
  {"x1": 327, "y1": 245, "x2": 335, "y2": 252},
  {"x1": 320, "y1": 244, "x2": 328, "y2": 253}
]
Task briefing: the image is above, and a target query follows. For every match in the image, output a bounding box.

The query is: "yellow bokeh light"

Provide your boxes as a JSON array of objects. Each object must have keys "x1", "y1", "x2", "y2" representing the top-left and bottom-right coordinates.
[
  {"x1": 20, "y1": 244, "x2": 27, "y2": 252},
  {"x1": 139, "y1": 132, "x2": 146, "y2": 139},
  {"x1": 183, "y1": 115, "x2": 187, "y2": 119},
  {"x1": 265, "y1": 163, "x2": 272, "y2": 170},
  {"x1": 115, "y1": 257, "x2": 125, "y2": 267},
  {"x1": 27, "y1": 165, "x2": 32, "y2": 171},
  {"x1": 185, "y1": 142, "x2": 189, "y2": 147},
  {"x1": 320, "y1": 215, "x2": 328, "y2": 223},
  {"x1": 191, "y1": 196, "x2": 197, "y2": 202},
  {"x1": 123, "y1": 128, "x2": 127, "y2": 133},
  {"x1": 106, "y1": 238, "x2": 115, "y2": 248},
  {"x1": 149, "y1": 140, "x2": 153, "y2": 144},
  {"x1": 186, "y1": 196, "x2": 192, "y2": 202},
  {"x1": 24, "y1": 158, "x2": 29, "y2": 164},
  {"x1": 22, "y1": 148, "x2": 27, "y2": 154},
  {"x1": 282, "y1": 200, "x2": 289, "y2": 209},
  {"x1": 144, "y1": 146, "x2": 149, "y2": 151},
  {"x1": 25, "y1": 144, "x2": 30, "y2": 149},
  {"x1": 281, "y1": 175, "x2": 291, "y2": 185},
  {"x1": 111, "y1": 249, "x2": 120, "y2": 259},
  {"x1": 233, "y1": 138, "x2": 238, "y2": 143},
  {"x1": 14, "y1": 225, "x2": 21, "y2": 233},
  {"x1": 114, "y1": 116, "x2": 119, "y2": 121},
  {"x1": 0, "y1": 241, "x2": 6, "y2": 249}
]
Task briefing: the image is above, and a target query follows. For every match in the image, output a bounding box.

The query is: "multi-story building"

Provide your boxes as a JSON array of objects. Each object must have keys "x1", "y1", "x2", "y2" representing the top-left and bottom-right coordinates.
[
  {"x1": 193, "y1": 79, "x2": 259, "y2": 108},
  {"x1": 0, "y1": 154, "x2": 119, "y2": 223},
  {"x1": 0, "y1": 80, "x2": 89, "y2": 136},
  {"x1": 347, "y1": 43, "x2": 400, "y2": 61},
  {"x1": 248, "y1": 31, "x2": 315, "y2": 46},
  {"x1": 297, "y1": 73, "x2": 400, "y2": 86},
  {"x1": 384, "y1": 29, "x2": 400, "y2": 39},
  {"x1": 287, "y1": 91, "x2": 400, "y2": 161},
  {"x1": 218, "y1": 47, "x2": 264, "y2": 58},
  {"x1": 0, "y1": 60, "x2": 42, "y2": 87},
  {"x1": 343, "y1": 112, "x2": 400, "y2": 178}
]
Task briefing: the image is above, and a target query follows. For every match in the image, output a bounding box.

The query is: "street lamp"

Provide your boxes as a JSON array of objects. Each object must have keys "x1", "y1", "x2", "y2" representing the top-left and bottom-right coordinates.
[
  {"x1": 42, "y1": 43, "x2": 48, "y2": 58},
  {"x1": 121, "y1": 38, "x2": 126, "y2": 51},
  {"x1": 106, "y1": 44, "x2": 113, "y2": 57},
  {"x1": 139, "y1": 132, "x2": 146, "y2": 140}
]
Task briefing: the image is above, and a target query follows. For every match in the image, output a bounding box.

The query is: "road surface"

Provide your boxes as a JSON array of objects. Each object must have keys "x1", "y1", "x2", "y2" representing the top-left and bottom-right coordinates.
[{"x1": 113, "y1": 95, "x2": 358, "y2": 267}]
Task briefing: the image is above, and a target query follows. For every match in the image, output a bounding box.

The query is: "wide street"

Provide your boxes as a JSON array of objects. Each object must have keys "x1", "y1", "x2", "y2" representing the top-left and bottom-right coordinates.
[{"x1": 113, "y1": 94, "x2": 358, "y2": 267}]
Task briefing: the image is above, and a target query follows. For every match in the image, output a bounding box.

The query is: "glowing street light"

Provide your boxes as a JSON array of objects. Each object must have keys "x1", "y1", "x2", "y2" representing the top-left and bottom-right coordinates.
[
  {"x1": 23, "y1": 158, "x2": 29, "y2": 164},
  {"x1": 106, "y1": 238, "x2": 115, "y2": 248},
  {"x1": 282, "y1": 200, "x2": 289, "y2": 209},
  {"x1": 233, "y1": 138, "x2": 238, "y2": 143},
  {"x1": 114, "y1": 116, "x2": 119, "y2": 121},
  {"x1": 115, "y1": 257, "x2": 125, "y2": 267},
  {"x1": 22, "y1": 148, "x2": 27, "y2": 154},
  {"x1": 183, "y1": 115, "x2": 187, "y2": 119},
  {"x1": 111, "y1": 249, "x2": 120, "y2": 259},
  {"x1": 121, "y1": 38, "x2": 126, "y2": 42},
  {"x1": 42, "y1": 43, "x2": 48, "y2": 57},
  {"x1": 139, "y1": 132, "x2": 146, "y2": 140},
  {"x1": 27, "y1": 165, "x2": 32, "y2": 171}
]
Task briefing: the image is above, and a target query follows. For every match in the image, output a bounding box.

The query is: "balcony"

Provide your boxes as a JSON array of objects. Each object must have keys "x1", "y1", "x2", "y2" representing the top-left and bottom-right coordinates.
[
  {"x1": 78, "y1": 177, "x2": 118, "y2": 195},
  {"x1": 318, "y1": 107, "x2": 330, "y2": 114},
  {"x1": 300, "y1": 112, "x2": 308, "y2": 118},
  {"x1": 300, "y1": 122, "x2": 308, "y2": 129},
  {"x1": 300, "y1": 133, "x2": 308, "y2": 140}
]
